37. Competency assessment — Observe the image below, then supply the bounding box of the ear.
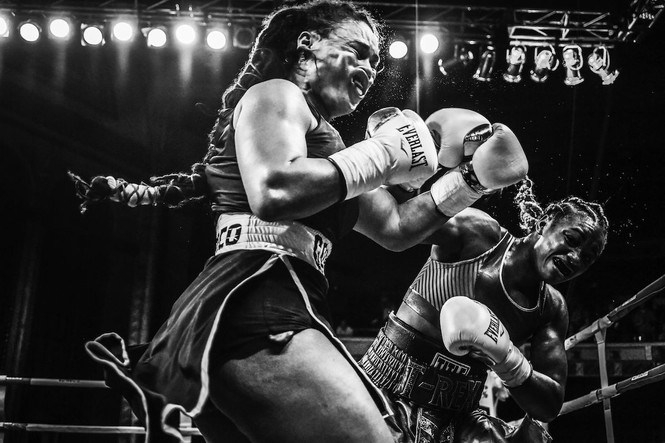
[535,217,548,234]
[296,31,318,56]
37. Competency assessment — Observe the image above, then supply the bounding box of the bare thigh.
[207,328,395,443]
[194,407,251,443]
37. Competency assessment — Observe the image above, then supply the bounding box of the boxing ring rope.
[557,273,665,443]
[0,376,202,438]
[0,375,106,389]
[0,422,202,436]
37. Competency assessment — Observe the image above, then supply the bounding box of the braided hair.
[514,177,609,252]
[70,0,382,213]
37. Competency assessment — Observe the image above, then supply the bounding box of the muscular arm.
[234,80,343,221]
[355,190,501,255]
[509,289,569,422]
[353,187,452,251]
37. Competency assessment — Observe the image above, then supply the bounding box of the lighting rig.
[1,0,662,86]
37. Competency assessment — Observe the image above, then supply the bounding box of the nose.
[567,249,582,267]
[359,64,376,86]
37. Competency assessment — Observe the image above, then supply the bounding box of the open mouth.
[351,71,370,97]
[552,256,573,277]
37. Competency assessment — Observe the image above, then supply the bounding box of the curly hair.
[71,1,382,213]
[514,176,609,251]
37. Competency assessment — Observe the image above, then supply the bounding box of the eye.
[349,43,383,73]
[564,231,581,247]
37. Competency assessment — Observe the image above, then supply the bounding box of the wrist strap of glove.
[491,344,533,388]
[429,170,482,217]
[460,162,496,195]
[328,139,390,200]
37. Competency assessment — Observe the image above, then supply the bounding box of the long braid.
[70,1,381,214]
[514,176,544,234]
[514,176,609,251]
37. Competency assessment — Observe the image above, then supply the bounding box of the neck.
[289,64,332,121]
[503,235,543,298]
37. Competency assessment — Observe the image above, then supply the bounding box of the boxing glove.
[329,107,438,200]
[429,122,528,217]
[425,108,493,169]
[440,296,532,388]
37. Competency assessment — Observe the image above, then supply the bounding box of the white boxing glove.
[425,108,493,169]
[328,107,438,200]
[429,122,528,217]
[440,296,532,388]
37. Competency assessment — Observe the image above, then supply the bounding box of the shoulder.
[542,284,569,326]
[448,208,502,234]
[235,79,313,128]
[242,79,307,106]
[430,208,504,261]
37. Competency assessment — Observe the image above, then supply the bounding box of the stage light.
[18,21,41,42]
[112,21,135,42]
[206,29,228,50]
[473,46,496,82]
[562,44,584,86]
[419,33,439,54]
[530,45,559,83]
[232,24,255,49]
[174,23,197,45]
[48,17,71,40]
[145,27,167,47]
[81,24,105,46]
[0,15,10,38]
[588,45,619,85]
[389,40,408,59]
[437,44,473,75]
[503,44,526,83]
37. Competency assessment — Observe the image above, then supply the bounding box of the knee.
[454,410,510,443]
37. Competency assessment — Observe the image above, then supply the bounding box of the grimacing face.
[532,213,605,285]
[302,19,380,118]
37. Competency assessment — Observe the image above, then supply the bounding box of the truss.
[2,0,663,46]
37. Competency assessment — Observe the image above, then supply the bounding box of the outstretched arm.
[354,120,527,252]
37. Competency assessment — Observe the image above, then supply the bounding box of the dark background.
[1,0,664,441]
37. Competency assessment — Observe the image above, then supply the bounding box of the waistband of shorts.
[360,315,485,413]
[384,312,445,363]
[214,213,332,274]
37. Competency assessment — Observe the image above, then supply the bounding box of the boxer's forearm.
[507,369,565,422]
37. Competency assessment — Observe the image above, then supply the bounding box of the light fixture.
[503,44,526,83]
[174,23,197,45]
[145,26,167,47]
[530,45,559,82]
[206,28,228,50]
[81,23,105,46]
[587,45,619,85]
[419,32,439,54]
[48,17,71,40]
[18,20,41,42]
[473,46,496,82]
[389,39,408,59]
[112,20,135,42]
[562,44,584,86]
[0,14,10,38]
[437,44,473,75]
[232,23,255,49]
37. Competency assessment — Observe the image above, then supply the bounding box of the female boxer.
[75,2,528,442]
[361,177,608,442]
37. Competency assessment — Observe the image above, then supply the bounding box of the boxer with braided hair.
[80,1,529,442]
[361,176,608,443]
